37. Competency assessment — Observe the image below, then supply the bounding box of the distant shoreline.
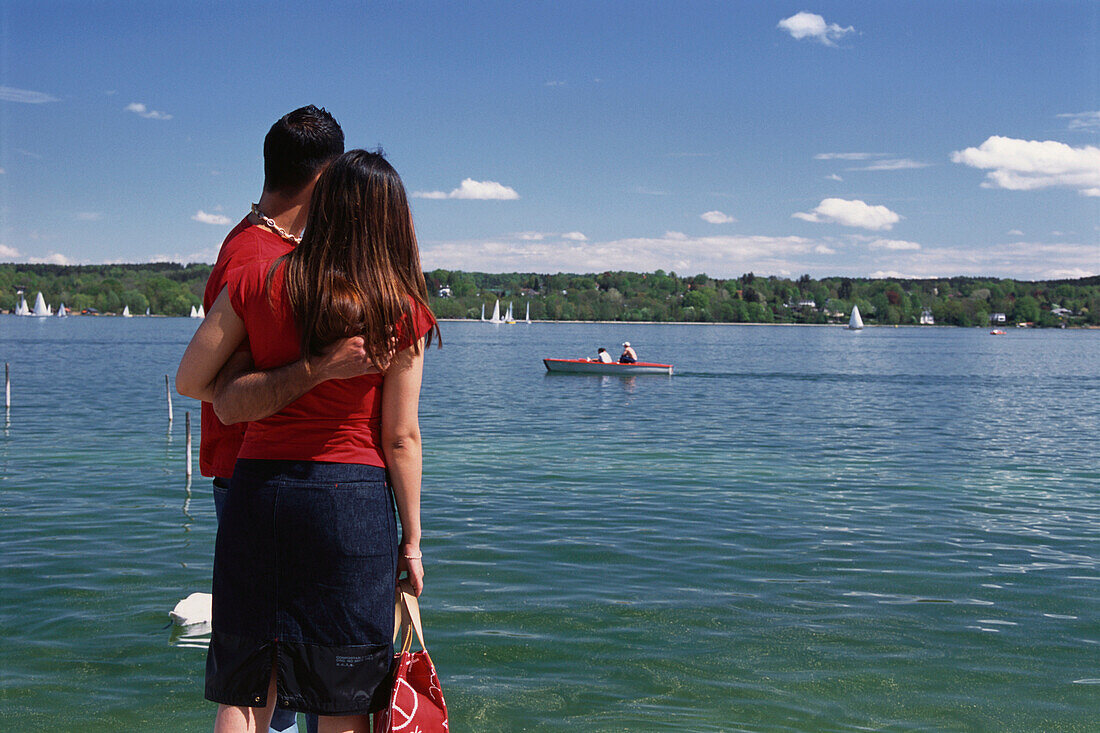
[437,319,1098,329]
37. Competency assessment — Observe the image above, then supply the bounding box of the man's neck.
[253,190,309,238]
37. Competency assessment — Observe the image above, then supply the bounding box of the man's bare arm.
[212,336,378,425]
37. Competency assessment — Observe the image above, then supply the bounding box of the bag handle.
[391,581,427,653]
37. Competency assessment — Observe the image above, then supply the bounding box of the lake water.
[1,316,1098,731]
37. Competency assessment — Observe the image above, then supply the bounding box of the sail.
[57,302,67,318]
[195,304,206,319]
[32,292,50,316]
[505,302,514,322]
[189,305,198,318]
[15,294,28,316]
[145,307,151,316]
[491,300,500,323]
[122,305,132,318]
[525,302,530,323]
[849,305,864,330]
[480,303,486,322]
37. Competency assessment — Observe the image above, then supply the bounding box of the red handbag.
[373,585,449,732]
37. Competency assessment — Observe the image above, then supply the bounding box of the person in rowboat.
[619,341,638,364]
[595,347,614,363]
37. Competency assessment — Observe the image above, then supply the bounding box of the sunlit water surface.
[1,317,1097,731]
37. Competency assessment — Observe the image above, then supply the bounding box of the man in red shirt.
[197,105,371,733]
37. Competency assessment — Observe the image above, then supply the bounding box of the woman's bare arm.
[381,338,426,596]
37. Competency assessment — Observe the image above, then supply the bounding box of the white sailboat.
[197,304,205,318]
[189,305,198,318]
[525,302,531,324]
[848,305,864,330]
[14,292,29,316]
[480,303,486,322]
[490,299,501,324]
[145,306,151,316]
[32,292,50,317]
[505,302,515,324]
[122,305,132,318]
[57,302,67,318]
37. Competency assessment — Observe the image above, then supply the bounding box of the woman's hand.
[398,543,424,597]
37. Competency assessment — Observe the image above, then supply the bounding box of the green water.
[1,317,1097,731]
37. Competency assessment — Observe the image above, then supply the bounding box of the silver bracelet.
[403,552,423,560]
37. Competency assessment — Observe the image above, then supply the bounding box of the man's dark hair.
[263,106,344,194]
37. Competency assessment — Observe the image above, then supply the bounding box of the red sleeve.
[413,299,437,341]
[395,298,437,351]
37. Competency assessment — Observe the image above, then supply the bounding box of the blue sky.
[1,1,1097,279]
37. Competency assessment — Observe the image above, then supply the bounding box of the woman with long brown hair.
[177,150,438,733]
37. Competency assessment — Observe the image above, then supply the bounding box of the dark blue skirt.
[205,459,397,716]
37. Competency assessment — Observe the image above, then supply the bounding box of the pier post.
[185,411,193,478]
[165,375,174,423]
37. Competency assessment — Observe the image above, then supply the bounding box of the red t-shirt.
[199,219,294,478]
[227,258,436,467]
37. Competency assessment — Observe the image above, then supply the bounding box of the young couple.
[177,106,439,733]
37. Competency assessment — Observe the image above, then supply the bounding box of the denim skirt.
[205,459,397,716]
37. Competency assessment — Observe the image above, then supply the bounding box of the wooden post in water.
[185,411,193,478]
[165,375,174,423]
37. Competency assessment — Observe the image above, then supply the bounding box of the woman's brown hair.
[274,149,438,367]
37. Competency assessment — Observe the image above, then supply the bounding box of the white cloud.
[950,136,1100,196]
[863,241,1098,280]
[192,210,232,226]
[815,152,880,161]
[149,247,221,265]
[1007,229,1024,236]
[28,252,72,265]
[561,231,588,241]
[75,212,103,221]
[515,232,546,241]
[125,102,172,120]
[849,158,930,171]
[814,244,837,254]
[0,86,59,104]
[700,210,736,224]
[420,231,821,277]
[778,12,854,46]
[1058,111,1100,131]
[868,238,921,251]
[544,80,566,87]
[826,173,843,182]
[413,178,519,200]
[792,198,902,231]
[0,244,20,258]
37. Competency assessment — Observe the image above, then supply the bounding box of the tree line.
[424,269,1099,327]
[3,262,1098,327]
